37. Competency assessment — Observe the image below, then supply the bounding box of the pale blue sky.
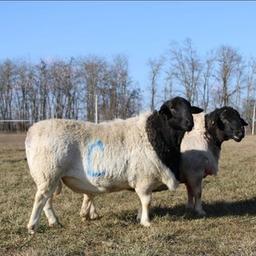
[1,1,256,98]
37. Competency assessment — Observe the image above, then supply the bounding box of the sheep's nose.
[236,131,244,138]
[233,130,244,141]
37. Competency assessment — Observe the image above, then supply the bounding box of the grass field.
[0,133,256,256]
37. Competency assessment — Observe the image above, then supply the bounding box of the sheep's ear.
[159,103,173,119]
[241,118,248,126]
[216,117,225,130]
[191,106,203,114]
[206,110,224,130]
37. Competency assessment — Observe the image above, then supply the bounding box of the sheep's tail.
[54,180,63,196]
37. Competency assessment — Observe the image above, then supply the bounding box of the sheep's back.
[181,113,207,152]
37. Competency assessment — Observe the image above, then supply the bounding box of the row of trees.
[0,39,255,132]
[0,55,142,131]
[148,39,256,132]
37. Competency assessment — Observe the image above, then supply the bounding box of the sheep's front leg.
[185,182,194,210]
[135,188,152,227]
[194,181,206,216]
[185,177,206,216]
[80,194,99,221]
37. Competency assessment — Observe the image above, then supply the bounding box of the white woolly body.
[180,112,219,176]
[25,113,178,195]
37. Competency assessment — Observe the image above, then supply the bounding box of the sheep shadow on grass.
[116,197,256,224]
[150,197,256,220]
[203,197,256,217]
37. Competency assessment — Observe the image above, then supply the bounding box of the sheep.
[179,106,248,215]
[79,106,248,220]
[25,96,203,234]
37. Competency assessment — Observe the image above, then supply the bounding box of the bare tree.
[48,58,80,119]
[80,56,107,121]
[243,58,256,132]
[215,46,242,106]
[163,70,174,102]
[168,38,202,105]
[148,57,164,111]
[15,61,35,122]
[36,60,50,120]
[110,55,137,119]
[27,67,39,123]
[233,60,246,111]
[0,59,16,130]
[200,53,215,112]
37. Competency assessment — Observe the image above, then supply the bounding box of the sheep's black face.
[159,97,203,132]
[218,107,248,142]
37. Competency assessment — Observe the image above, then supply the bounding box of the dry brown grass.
[0,134,256,255]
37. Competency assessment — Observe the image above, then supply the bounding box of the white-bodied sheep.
[25,96,203,234]
[180,107,248,215]
[79,107,248,219]
[179,112,219,215]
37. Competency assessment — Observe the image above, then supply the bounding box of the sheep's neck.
[205,133,221,162]
[205,114,224,149]
[145,111,185,181]
[205,114,222,161]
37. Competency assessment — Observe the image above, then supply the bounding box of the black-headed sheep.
[180,106,248,215]
[25,96,203,234]
[79,107,248,220]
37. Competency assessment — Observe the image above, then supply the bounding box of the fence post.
[95,94,98,124]
[252,99,256,135]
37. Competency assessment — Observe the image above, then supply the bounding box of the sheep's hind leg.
[80,194,99,221]
[27,181,59,235]
[136,207,142,221]
[135,188,152,227]
[43,196,62,228]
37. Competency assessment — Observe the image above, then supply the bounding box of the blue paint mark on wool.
[87,139,106,177]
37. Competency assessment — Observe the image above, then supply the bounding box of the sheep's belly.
[62,176,130,194]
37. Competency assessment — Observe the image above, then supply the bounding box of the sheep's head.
[159,97,203,132]
[206,107,248,144]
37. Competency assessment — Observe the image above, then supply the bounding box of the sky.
[1,1,256,104]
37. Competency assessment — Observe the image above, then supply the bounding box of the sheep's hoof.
[196,209,206,217]
[81,216,89,222]
[81,212,99,221]
[80,211,90,220]
[141,221,151,227]
[90,212,99,220]
[28,229,35,235]
[27,225,36,235]
[185,204,194,210]
[49,221,63,228]
[137,209,142,221]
